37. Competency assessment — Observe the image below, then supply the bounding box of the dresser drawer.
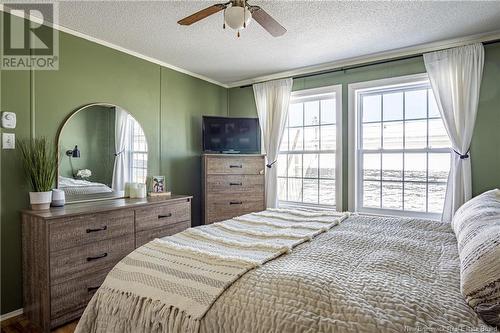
[50,269,108,321]
[206,174,264,194]
[135,200,190,232]
[136,220,191,247]
[49,210,134,252]
[206,194,264,224]
[50,234,134,285]
[206,156,265,175]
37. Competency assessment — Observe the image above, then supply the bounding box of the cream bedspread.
[79,213,494,332]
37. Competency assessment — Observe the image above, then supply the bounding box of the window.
[127,115,148,184]
[349,74,450,219]
[278,85,342,209]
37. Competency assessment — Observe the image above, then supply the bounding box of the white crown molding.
[0,308,23,321]
[0,6,229,88]
[227,30,500,88]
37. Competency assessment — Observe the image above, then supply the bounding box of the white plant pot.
[29,191,53,210]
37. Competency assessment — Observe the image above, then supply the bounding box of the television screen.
[202,116,261,153]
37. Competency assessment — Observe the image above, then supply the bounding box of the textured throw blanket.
[76,209,349,333]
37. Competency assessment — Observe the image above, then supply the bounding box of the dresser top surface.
[202,153,265,157]
[22,194,192,219]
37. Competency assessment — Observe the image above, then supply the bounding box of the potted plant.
[18,137,57,210]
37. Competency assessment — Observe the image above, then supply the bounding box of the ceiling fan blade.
[178,4,227,26]
[249,6,286,37]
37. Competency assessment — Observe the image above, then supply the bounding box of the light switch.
[2,133,15,149]
[1,112,16,129]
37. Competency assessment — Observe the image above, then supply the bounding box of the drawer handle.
[229,164,242,168]
[158,213,173,219]
[230,201,243,205]
[229,182,242,186]
[87,253,108,261]
[86,226,107,233]
[87,286,100,292]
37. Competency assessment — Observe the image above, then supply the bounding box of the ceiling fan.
[177,0,286,38]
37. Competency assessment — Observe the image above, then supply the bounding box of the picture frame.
[151,176,165,193]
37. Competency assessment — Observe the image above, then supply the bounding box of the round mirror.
[57,103,148,202]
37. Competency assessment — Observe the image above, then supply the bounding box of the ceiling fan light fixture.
[224,5,252,30]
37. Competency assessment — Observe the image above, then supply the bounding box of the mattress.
[78,213,493,332]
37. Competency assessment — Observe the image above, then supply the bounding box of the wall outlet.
[1,112,16,129]
[2,133,15,149]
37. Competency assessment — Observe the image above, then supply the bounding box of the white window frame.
[348,73,448,220]
[127,115,148,184]
[278,84,343,211]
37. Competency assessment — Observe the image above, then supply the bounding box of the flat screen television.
[202,116,261,154]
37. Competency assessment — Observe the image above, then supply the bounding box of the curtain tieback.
[114,148,125,157]
[453,148,470,160]
[266,160,277,168]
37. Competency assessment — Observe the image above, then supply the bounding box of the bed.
[58,176,114,196]
[76,205,497,333]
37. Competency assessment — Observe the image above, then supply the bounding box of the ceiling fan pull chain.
[243,0,246,28]
[237,30,240,38]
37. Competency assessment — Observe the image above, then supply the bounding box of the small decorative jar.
[51,189,65,207]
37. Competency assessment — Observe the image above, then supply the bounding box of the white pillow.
[452,189,500,327]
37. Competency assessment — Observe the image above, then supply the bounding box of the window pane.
[429,118,450,148]
[303,154,319,178]
[405,119,427,149]
[383,92,403,121]
[382,181,403,210]
[363,153,380,180]
[289,103,303,127]
[405,89,427,120]
[278,178,287,201]
[428,89,440,118]
[362,94,381,122]
[428,183,446,214]
[280,129,289,151]
[288,178,302,202]
[319,179,335,205]
[382,153,403,181]
[428,153,450,183]
[404,183,426,211]
[303,179,319,204]
[404,153,427,182]
[287,154,302,178]
[319,153,335,179]
[304,101,320,126]
[304,126,320,151]
[362,123,381,150]
[320,125,336,150]
[289,128,303,151]
[383,121,403,149]
[321,99,335,124]
[277,154,287,177]
[363,181,380,208]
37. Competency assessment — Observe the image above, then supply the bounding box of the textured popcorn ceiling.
[28,1,500,85]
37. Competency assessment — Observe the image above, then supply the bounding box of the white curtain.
[253,78,293,208]
[423,43,484,221]
[112,108,130,193]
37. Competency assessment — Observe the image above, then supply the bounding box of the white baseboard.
[0,308,23,321]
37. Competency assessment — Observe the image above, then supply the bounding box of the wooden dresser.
[202,154,265,224]
[21,195,192,332]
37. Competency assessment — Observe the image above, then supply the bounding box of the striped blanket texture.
[76,208,350,333]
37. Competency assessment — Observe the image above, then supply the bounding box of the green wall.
[0,15,227,314]
[228,42,500,209]
[59,105,115,185]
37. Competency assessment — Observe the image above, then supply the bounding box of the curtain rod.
[239,39,500,89]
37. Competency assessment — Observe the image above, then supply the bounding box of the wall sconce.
[66,145,80,158]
